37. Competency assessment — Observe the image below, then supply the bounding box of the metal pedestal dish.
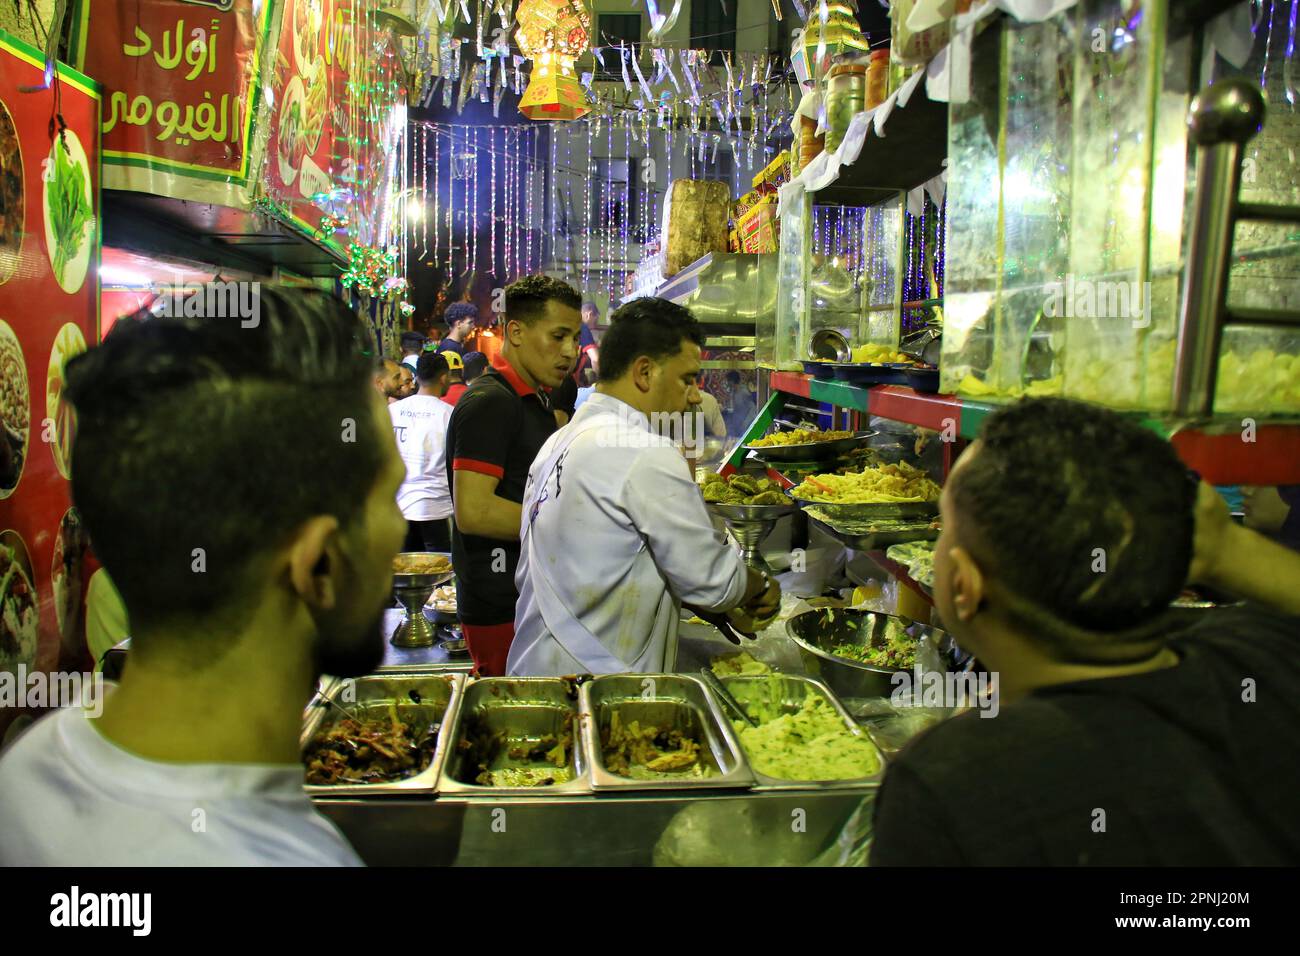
[707,501,795,573]
[391,552,454,648]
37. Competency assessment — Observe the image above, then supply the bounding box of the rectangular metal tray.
[580,675,754,792]
[806,511,940,551]
[718,674,886,791]
[301,672,464,799]
[439,677,590,796]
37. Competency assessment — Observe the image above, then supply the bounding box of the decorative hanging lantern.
[794,2,870,87]
[515,0,592,120]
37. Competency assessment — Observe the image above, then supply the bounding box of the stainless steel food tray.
[786,608,944,700]
[301,671,464,799]
[717,674,885,791]
[580,675,754,792]
[806,511,940,551]
[741,430,876,462]
[790,496,939,520]
[439,677,590,796]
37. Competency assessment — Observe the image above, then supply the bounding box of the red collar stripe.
[490,354,536,397]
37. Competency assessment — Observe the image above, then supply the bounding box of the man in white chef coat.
[507,297,781,676]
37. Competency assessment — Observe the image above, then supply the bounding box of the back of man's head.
[417,350,449,387]
[65,287,386,640]
[599,297,703,381]
[462,351,488,382]
[949,397,1197,651]
[400,331,425,354]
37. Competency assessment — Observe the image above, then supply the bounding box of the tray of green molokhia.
[716,673,885,791]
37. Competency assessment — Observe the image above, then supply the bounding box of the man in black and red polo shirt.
[445,275,583,674]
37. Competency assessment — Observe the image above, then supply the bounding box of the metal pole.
[1172,78,1265,417]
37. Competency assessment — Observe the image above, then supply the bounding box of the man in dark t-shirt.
[445,276,582,674]
[869,398,1300,866]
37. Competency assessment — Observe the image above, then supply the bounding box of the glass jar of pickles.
[867,48,890,109]
[825,63,867,153]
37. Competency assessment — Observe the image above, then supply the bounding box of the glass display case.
[775,193,905,370]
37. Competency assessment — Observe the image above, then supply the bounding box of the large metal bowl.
[742,430,877,463]
[392,551,454,589]
[706,500,796,521]
[786,608,947,700]
[789,496,939,521]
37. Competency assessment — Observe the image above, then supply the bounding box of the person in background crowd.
[396,364,416,400]
[574,301,601,382]
[1241,485,1300,551]
[509,298,780,676]
[438,350,466,406]
[399,331,425,373]
[0,288,404,865]
[390,352,454,553]
[722,370,757,436]
[437,303,478,357]
[463,350,488,385]
[373,357,404,403]
[426,323,446,351]
[573,367,597,413]
[869,397,1300,866]
[694,374,727,440]
[445,275,582,675]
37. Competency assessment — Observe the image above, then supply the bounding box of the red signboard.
[69,0,273,206]
[0,32,101,738]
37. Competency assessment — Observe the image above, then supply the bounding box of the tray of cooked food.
[698,471,794,519]
[806,512,940,552]
[424,582,458,621]
[786,608,946,700]
[884,540,937,590]
[741,427,876,462]
[301,671,464,798]
[789,461,941,519]
[718,674,885,790]
[439,677,590,795]
[580,675,754,792]
[392,551,454,584]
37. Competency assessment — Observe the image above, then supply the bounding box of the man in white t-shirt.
[508,297,781,676]
[0,287,407,866]
[390,351,454,553]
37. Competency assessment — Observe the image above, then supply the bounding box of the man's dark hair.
[599,297,704,381]
[416,350,449,386]
[463,351,488,382]
[64,287,386,639]
[949,397,1197,652]
[503,274,581,325]
[443,302,478,328]
[582,301,599,314]
[400,331,425,352]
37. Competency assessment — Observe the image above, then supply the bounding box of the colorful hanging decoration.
[400,301,416,318]
[316,213,349,241]
[341,243,401,298]
[515,0,592,120]
[794,2,869,86]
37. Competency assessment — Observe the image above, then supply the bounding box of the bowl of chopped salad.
[786,607,947,700]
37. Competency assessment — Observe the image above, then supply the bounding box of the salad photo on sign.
[46,322,86,480]
[41,130,95,295]
[0,319,29,497]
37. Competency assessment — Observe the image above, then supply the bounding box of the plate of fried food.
[789,461,942,519]
[698,471,794,520]
[392,552,454,586]
[741,427,876,462]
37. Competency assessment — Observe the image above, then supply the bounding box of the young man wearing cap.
[445,276,583,675]
[399,331,426,374]
[390,352,454,553]
[439,350,466,406]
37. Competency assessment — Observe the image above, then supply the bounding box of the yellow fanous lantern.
[516,0,592,120]
[794,2,870,85]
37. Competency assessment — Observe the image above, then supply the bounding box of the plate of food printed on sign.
[0,98,25,286]
[51,507,88,647]
[0,530,38,676]
[46,322,85,480]
[0,319,29,497]
[42,128,94,295]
